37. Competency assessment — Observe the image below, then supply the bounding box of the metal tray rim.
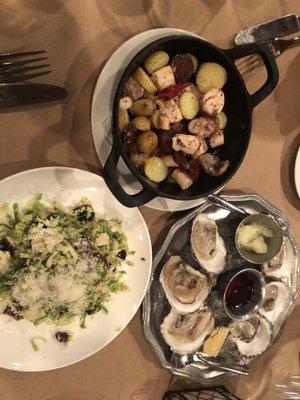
[142,193,300,383]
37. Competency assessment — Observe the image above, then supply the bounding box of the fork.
[236,36,300,76]
[0,50,51,83]
[273,375,300,399]
[266,36,300,57]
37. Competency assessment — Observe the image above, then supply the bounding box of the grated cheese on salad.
[0,194,132,327]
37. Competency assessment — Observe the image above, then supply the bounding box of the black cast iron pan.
[103,35,279,207]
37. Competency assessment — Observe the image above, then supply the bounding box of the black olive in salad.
[73,204,95,222]
[55,331,70,343]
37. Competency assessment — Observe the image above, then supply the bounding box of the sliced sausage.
[199,88,225,116]
[151,66,175,90]
[158,115,170,130]
[173,151,190,171]
[158,130,175,154]
[125,76,144,100]
[170,121,186,133]
[209,130,224,148]
[187,159,201,181]
[173,151,201,181]
[172,134,200,155]
[156,99,183,123]
[170,54,194,83]
[192,139,208,159]
[119,96,133,110]
[162,154,178,167]
[171,169,193,190]
[188,116,219,138]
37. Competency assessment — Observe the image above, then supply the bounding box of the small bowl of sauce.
[224,268,266,320]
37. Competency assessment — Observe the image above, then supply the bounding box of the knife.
[235,13,300,45]
[0,83,68,108]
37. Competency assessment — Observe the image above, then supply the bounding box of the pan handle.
[102,142,156,208]
[224,41,279,108]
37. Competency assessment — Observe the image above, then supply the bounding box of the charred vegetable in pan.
[119,51,229,190]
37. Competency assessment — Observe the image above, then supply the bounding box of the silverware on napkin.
[0,83,68,108]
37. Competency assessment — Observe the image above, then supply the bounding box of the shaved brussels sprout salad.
[0,194,133,328]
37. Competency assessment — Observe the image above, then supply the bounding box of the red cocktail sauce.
[225,273,255,312]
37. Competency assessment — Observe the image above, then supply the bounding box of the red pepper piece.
[156,82,192,100]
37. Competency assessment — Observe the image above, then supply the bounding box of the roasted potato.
[130,99,155,116]
[144,51,170,74]
[183,83,201,99]
[133,67,157,94]
[150,109,161,129]
[136,131,158,154]
[144,157,168,183]
[132,116,151,131]
[179,91,199,120]
[142,90,155,100]
[217,111,227,129]
[196,62,227,93]
[118,109,130,131]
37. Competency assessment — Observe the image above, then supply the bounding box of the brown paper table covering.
[0,1,299,399]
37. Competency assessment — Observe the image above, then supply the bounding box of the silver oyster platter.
[143,193,300,384]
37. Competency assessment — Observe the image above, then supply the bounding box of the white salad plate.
[295,145,300,199]
[0,167,152,371]
[91,27,211,212]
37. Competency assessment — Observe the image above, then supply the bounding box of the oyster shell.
[229,315,272,357]
[160,256,211,313]
[259,281,292,335]
[191,214,226,274]
[160,308,214,354]
[262,239,294,280]
[229,318,259,343]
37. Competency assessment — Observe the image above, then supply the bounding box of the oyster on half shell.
[160,308,215,355]
[259,281,292,335]
[160,256,211,313]
[262,239,294,280]
[229,315,272,357]
[191,214,226,274]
